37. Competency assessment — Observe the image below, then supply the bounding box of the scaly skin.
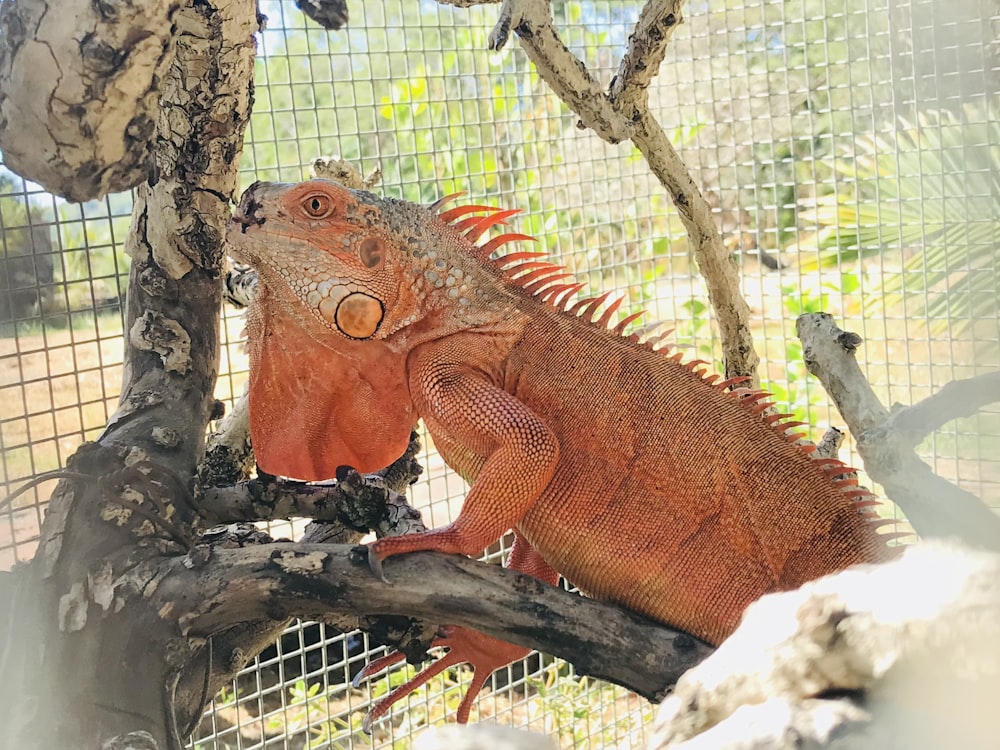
[226,179,894,725]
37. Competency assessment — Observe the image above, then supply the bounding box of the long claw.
[368,544,390,583]
[352,649,407,688]
[356,625,531,732]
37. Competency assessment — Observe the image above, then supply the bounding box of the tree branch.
[199,474,427,537]
[293,0,349,30]
[796,313,1000,550]
[0,0,183,201]
[648,541,1000,749]
[886,371,1000,450]
[608,0,684,102]
[149,543,713,703]
[449,0,759,381]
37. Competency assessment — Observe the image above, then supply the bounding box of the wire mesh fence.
[1,0,997,747]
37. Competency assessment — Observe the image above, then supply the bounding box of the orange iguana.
[226,178,895,728]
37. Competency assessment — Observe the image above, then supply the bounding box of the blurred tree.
[0,174,54,321]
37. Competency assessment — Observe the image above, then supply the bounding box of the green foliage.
[264,680,368,750]
[0,175,55,321]
[526,662,654,746]
[801,98,999,329]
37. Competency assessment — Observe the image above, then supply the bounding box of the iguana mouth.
[230,181,269,234]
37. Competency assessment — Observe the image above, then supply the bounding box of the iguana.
[226,178,896,728]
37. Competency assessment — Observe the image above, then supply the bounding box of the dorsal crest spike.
[537,283,577,304]
[453,214,498,233]
[438,203,503,224]
[522,273,574,295]
[506,260,556,277]
[633,321,671,340]
[596,297,625,328]
[555,283,587,310]
[428,191,466,212]
[763,412,794,424]
[464,208,521,242]
[477,233,536,258]
[734,390,772,405]
[613,310,645,335]
[495,251,547,268]
[576,291,614,320]
[718,376,752,390]
[507,265,567,286]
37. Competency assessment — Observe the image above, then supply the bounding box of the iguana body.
[227,179,893,725]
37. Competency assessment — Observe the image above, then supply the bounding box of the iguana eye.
[302,193,333,218]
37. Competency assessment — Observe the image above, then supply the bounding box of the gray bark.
[0,0,182,202]
[796,313,1000,550]
[0,1,258,746]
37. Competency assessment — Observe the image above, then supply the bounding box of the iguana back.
[498,300,889,642]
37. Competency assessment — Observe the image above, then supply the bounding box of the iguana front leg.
[369,350,560,571]
[358,533,560,730]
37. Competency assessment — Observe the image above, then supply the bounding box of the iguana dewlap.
[226,178,894,727]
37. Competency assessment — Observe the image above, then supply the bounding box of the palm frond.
[797,98,1000,331]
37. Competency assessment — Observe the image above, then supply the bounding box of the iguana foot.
[354,624,530,733]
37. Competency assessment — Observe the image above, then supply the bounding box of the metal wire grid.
[0,0,997,747]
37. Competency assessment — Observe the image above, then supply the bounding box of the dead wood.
[646,541,1000,749]
[147,542,713,704]
[797,313,1000,550]
[0,0,182,201]
[441,0,760,382]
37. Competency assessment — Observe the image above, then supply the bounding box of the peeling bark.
[148,543,712,704]
[0,1,258,747]
[0,0,182,201]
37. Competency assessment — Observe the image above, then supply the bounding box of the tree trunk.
[0,1,259,746]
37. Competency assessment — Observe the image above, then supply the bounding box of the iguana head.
[225,179,529,480]
[227,179,522,344]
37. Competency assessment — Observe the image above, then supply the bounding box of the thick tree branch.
[796,313,1000,550]
[2,3,261,748]
[648,541,1000,749]
[0,0,182,201]
[148,543,713,703]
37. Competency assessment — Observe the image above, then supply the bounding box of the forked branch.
[441,0,759,381]
[797,312,1000,551]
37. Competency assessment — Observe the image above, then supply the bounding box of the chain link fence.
[1,0,997,747]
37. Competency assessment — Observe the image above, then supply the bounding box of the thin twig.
[446,0,760,381]
[0,470,93,512]
[609,0,685,103]
[814,427,844,460]
[887,371,1000,449]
